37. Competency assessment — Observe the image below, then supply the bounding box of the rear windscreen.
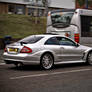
[51,12,74,25]
[18,36,44,44]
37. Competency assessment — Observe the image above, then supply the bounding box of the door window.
[45,36,77,46]
[45,37,59,45]
[57,37,76,46]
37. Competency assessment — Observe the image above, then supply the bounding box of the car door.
[44,37,63,62]
[57,37,84,61]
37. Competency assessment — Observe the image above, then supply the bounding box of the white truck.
[47,9,92,44]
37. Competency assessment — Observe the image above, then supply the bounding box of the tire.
[40,53,54,70]
[87,51,92,65]
[14,62,24,68]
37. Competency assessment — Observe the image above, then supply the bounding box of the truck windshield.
[51,12,74,28]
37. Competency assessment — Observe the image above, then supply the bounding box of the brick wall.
[0,3,8,14]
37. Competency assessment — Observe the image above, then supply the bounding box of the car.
[3,34,92,70]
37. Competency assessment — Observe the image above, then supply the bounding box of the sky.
[0,0,75,9]
[49,0,75,9]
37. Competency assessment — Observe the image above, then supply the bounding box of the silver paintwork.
[3,34,92,66]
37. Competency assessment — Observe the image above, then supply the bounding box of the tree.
[77,0,85,7]
[42,0,51,16]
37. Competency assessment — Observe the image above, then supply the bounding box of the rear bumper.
[3,52,41,65]
[4,59,40,65]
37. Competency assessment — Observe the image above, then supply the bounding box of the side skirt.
[54,60,85,65]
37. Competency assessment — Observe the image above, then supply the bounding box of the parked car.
[3,34,92,70]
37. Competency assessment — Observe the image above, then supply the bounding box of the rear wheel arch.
[86,50,92,64]
[40,52,54,70]
[40,51,54,61]
[87,50,92,58]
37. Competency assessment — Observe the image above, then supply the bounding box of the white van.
[47,9,92,44]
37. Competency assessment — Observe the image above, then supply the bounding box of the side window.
[45,37,59,45]
[58,37,76,46]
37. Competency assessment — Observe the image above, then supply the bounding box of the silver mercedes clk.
[3,34,92,70]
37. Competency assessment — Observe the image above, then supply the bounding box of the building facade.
[0,0,46,16]
[0,0,76,16]
[1,0,92,16]
[0,0,28,15]
[76,0,92,9]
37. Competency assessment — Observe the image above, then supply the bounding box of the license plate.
[9,48,18,52]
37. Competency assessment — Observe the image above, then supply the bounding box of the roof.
[0,0,29,5]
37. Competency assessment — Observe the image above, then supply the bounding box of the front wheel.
[40,53,54,70]
[87,51,92,65]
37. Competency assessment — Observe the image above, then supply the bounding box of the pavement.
[0,44,92,92]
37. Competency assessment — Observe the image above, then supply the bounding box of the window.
[18,35,44,44]
[37,0,43,6]
[81,15,92,37]
[16,5,25,14]
[8,4,25,15]
[58,37,76,46]
[51,12,74,28]
[8,4,15,14]
[45,37,59,45]
[45,36,76,46]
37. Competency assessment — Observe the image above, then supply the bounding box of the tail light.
[4,48,7,52]
[74,33,79,43]
[20,46,32,53]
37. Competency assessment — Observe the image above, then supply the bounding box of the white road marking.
[10,68,91,80]
[0,63,5,65]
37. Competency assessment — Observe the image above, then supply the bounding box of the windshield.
[51,12,74,27]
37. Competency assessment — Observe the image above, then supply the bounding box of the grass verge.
[0,14,46,38]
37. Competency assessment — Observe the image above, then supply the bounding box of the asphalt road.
[0,63,92,92]
[0,44,92,92]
